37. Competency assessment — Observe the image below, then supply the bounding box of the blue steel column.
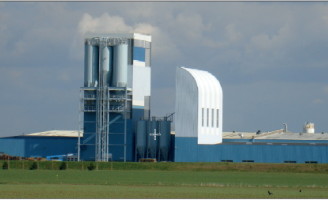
[124,87,127,162]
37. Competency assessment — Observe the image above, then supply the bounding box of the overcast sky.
[0,2,328,137]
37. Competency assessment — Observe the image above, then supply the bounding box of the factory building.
[79,33,152,162]
[174,66,328,163]
[0,130,80,158]
[175,129,328,163]
[1,33,327,164]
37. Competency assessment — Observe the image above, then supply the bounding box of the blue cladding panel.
[175,137,328,163]
[175,137,198,162]
[0,137,78,158]
[0,138,25,157]
[169,134,175,162]
[133,47,145,62]
[82,111,135,161]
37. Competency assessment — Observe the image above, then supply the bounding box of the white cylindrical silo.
[112,44,128,87]
[100,45,113,86]
[84,41,93,87]
[92,45,99,87]
[303,122,315,133]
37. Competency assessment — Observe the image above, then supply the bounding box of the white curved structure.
[175,67,223,144]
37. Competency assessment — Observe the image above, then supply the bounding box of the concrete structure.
[79,33,151,162]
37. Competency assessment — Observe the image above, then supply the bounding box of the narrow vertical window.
[202,108,204,127]
[207,108,209,127]
[212,109,214,127]
[217,109,219,128]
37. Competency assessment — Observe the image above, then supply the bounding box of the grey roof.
[223,129,328,140]
[22,130,83,137]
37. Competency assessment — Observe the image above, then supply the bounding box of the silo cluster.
[84,38,128,88]
[135,117,172,162]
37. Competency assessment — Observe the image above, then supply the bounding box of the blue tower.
[78,33,151,161]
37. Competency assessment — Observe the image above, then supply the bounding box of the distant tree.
[59,162,66,170]
[2,162,8,170]
[87,163,95,171]
[30,162,38,170]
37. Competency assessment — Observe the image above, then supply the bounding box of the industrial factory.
[0,32,327,163]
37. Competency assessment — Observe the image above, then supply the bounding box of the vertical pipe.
[92,45,99,87]
[124,87,127,162]
[107,88,109,162]
[78,89,81,161]
[158,122,160,162]
[87,42,93,87]
[95,88,99,161]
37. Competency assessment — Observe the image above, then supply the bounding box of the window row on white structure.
[202,108,220,128]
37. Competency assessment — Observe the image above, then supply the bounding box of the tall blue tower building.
[78,33,151,162]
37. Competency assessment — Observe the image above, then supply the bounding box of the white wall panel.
[132,66,151,107]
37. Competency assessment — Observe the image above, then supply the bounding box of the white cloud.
[70,13,134,60]
[78,13,133,35]
[70,12,181,62]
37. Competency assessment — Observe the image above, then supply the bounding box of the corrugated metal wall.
[82,112,135,161]
[175,67,199,138]
[175,137,328,163]
[175,67,223,144]
[0,136,78,158]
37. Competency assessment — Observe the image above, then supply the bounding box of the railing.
[84,94,96,99]
[140,116,172,122]
[84,106,96,112]
[83,105,125,112]
[82,95,131,101]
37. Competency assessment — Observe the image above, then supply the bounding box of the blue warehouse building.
[0,130,80,158]
[174,66,328,164]
[175,130,328,163]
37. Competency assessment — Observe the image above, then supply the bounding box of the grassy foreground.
[2,160,328,173]
[0,184,327,199]
[0,169,328,198]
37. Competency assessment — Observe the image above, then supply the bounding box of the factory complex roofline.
[223,130,328,141]
[17,130,84,138]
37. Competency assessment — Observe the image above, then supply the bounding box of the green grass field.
[1,161,328,198]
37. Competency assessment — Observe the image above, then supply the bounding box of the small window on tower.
[202,108,204,127]
[217,109,219,128]
[212,109,214,127]
[207,108,209,127]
